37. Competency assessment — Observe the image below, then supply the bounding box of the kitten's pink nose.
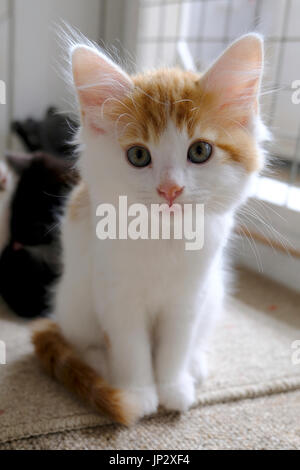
[157,182,184,206]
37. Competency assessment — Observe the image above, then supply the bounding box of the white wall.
[0,0,133,153]
[12,0,103,120]
[0,0,10,155]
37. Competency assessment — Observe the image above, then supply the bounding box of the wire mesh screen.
[136,0,300,212]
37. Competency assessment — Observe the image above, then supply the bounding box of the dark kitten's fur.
[0,152,78,318]
[12,107,78,157]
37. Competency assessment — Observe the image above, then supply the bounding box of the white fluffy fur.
[54,34,266,418]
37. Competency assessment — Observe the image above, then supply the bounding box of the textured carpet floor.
[0,268,300,449]
[1,390,300,450]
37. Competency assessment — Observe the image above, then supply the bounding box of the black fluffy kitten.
[0,152,78,318]
[12,107,78,157]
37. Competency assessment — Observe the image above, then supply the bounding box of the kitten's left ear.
[72,46,133,132]
[200,34,263,123]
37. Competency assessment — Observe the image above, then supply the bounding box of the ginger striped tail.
[31,319,139,426]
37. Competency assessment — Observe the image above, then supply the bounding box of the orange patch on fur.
[104,68,261,172]
[216,137,261,172]
[103,332,111,349]
[68,181,90,220]
[31,319,139,426]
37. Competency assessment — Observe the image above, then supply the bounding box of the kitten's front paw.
[190,353,208,384]
[127,385,159,419]
[158,374,196,412]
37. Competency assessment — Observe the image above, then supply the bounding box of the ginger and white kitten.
[33,34,267,424]
[0,161,15,255]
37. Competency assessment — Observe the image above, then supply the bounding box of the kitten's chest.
[92,215,227,308]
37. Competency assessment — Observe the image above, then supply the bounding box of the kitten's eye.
[127,146,151,168]
[188,141,212,164]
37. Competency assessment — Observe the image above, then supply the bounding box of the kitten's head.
[72,34,267,213]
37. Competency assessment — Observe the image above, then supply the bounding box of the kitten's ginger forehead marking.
[107,68,261,173]
[109,68,203,143]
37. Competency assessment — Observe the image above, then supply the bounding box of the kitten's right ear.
[72,46,133,132]
[199,34,263,126]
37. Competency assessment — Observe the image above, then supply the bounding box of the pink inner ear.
[201,35,263,116]
[218,76,260,110]
[72,46,133,110]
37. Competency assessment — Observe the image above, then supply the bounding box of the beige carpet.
[1,390,300,450]
[0,268,300,449]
